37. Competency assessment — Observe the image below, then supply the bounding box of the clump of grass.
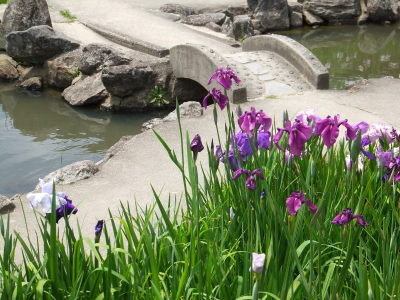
[0,71,400,298]
[60,10,77,22]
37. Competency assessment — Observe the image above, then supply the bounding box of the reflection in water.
[0,84,166,196]
[279,24,400,89]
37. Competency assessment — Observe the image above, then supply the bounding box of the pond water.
[0,84,165,196]
[279,24,400,89]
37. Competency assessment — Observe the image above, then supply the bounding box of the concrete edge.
[82,21,170,58]
[242,34,329,89]
[170,44,247,103]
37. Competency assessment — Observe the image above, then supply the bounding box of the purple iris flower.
[190,134,204,153]
[203,88,229,110]
[208,67,240,90]
[295,109,321,127]
[315,115,356,147]
[332,208,368,226]
[234,132,253,158]
[55,196,78,223]
[257,131,271,150]
[360,136,375,160]
[273,120,312,156]
[366,123,394,143]
[286,191,317,216]
[95,220,104,236]
[227,150,240,171]
[232,168,264,190]
[238,107,272,136]
[383,156,400,183]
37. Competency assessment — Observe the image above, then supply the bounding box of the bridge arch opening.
[170,78,209,104]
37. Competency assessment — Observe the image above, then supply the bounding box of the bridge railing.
[242,35,329,90]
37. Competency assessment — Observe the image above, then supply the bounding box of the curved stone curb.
[170,44,247,103]
[242,34,329,89]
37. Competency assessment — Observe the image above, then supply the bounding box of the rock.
[367,0,399,22]
[0,194,15,215]
[303,0,361,23]
[0,54,19,81]
[222,17,233,34]
[141,118,164,131]
[230,15,254,41]
[253,0,290,31]
[159,3,197,16]
[290,11,304,27]
[0,0,52,49]
[45,48,82,89]
[79,43,131,75]
[101,64,154,98]
[303,10,325,25]
[206,22,222,32]
[164,101,203,122]
[18,76,42,91]
[6,25,80,65]
[182,13,226,26]
[224,6,249,18]
[62,73,108,106]
[288,2,303,13]
[38,160,99,186]
[247,0,259,11]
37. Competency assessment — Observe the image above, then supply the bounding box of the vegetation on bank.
[1,67,400,299]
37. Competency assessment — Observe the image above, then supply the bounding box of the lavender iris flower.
[227,150,239,171]
[257,131,271,150]
[202,88,229,110]
[251,252,265,274]
[190,134,204,153]
[208,67,240,90]
[233,168,264,190]
[295,109,321,127]
[366,123,395,143]
[315,115,356,147]
[332,208,368,226]
[273,120,312,156]
[383,156,400,183]
[234,132,253,158]
[286,191,317,216]
[55,195,78,223]
[360,136,375,160]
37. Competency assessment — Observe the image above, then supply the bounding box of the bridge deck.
[224,51,313,100]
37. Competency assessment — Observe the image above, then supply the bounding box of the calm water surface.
[280,24,400,89]
[0,84,165,196]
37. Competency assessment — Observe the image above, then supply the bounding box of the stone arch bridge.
[170,34,329,103]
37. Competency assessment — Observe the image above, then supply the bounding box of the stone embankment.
[0,0,203,111]
[161,0,400,41]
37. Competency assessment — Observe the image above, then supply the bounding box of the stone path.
[224,51,312,99]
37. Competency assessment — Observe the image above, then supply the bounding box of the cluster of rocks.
[0,0,202,111]
[160,1,399,41]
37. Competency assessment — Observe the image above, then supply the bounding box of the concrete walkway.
[8,78,400,239]
[47,0,244,55]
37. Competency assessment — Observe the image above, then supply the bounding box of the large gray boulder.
[182,13,226,26]
[230,15,254,41]
[0,0,52,49]
[79,44,131,75]
[37,160,99,186]
[0,54,19,81]
[367,0,399,22]
[62,73,108,106]
[290,11,304,27]
[303,0,361,23]
[253,0,290,31]
[6,25,80,65]
[0,194,15,215]
[45,48,82,89]
[101,64,154,98]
